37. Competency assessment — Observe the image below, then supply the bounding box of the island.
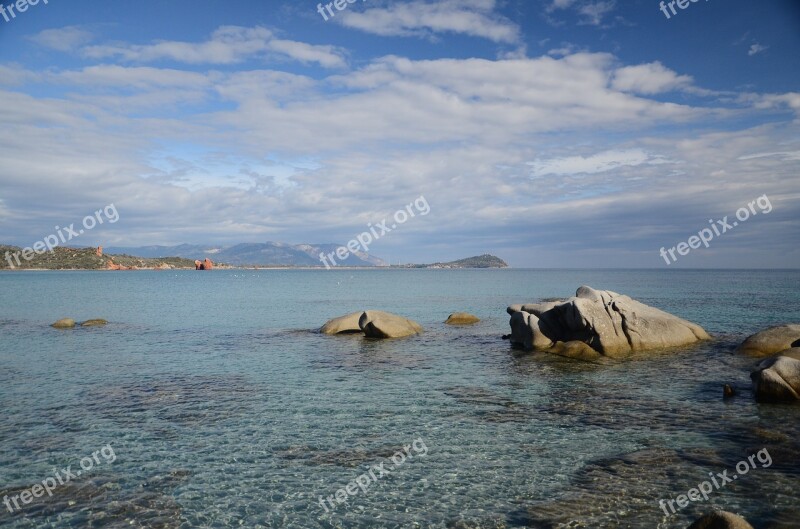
[392,254,508,269]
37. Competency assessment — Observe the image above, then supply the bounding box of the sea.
[1,269,799,528]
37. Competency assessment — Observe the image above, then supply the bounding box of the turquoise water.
[1,269,799,528]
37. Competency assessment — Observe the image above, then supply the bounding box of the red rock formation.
[96,246,103,257]
[195,260,202,270]
[106,259,130,271]
[203,258,214,270]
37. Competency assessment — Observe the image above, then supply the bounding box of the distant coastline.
[0,245,508,271]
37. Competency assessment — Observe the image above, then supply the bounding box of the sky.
[0,0,798,268]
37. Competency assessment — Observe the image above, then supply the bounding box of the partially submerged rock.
[81,318,108,327]
[686,511,754,529]
[321,311,422,339]
[445,312,480,325]
[359,310,423,339]
[320,312,363,335]
[737,324,800,357]
[508,286,710,358]
[751,352,800,402]
[51,318,76,329]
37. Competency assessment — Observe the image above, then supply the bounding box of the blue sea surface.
[1,269,799,528]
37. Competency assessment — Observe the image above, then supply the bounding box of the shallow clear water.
[1,269,798,528]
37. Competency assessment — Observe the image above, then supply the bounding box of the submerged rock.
[687,511,754,529]
[751,353,800,402]
[359,310,422,338]
[51,318,76,329]
[507,286,710,358]
[737,324,800,357]
[445,312,480,325]
[81,318,108,327]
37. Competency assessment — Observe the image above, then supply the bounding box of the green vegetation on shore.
[0,246,197,270]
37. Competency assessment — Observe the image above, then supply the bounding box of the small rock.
[723,384,736,399]
[686,511,754,529]
[445,312,480,325]
[81,319,108,327]
[51,318,76,329]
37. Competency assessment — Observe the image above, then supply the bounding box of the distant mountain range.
[104,242,388,267]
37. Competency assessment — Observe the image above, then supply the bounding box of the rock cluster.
[51,318,108,328]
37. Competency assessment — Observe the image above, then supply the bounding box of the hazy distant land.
[0,244,507,270]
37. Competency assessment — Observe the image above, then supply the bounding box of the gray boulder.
[508,286,710,358]
[687,511,753,529]
[320,312,363,335]
[737,324,800,357]
[359,311,423,339]
[751,351,800,402]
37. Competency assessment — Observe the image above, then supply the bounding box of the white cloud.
[612,62,693,95]
[29,26,94,51]
[528,149,666,177]
[1,50,798,266]
[547,0,617,26]
[338,0,520,43]
[748,43,769,56]
[82,26,347,68]
[577,1,616,26]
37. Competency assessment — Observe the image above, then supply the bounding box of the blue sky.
[1,0,798,267]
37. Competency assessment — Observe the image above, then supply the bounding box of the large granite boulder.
[359,310,423,339]
[751,349,800,402]
[508,286,710,358]
[686,511,753,529]
[320,312,363,335]
[737,324,800,357]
